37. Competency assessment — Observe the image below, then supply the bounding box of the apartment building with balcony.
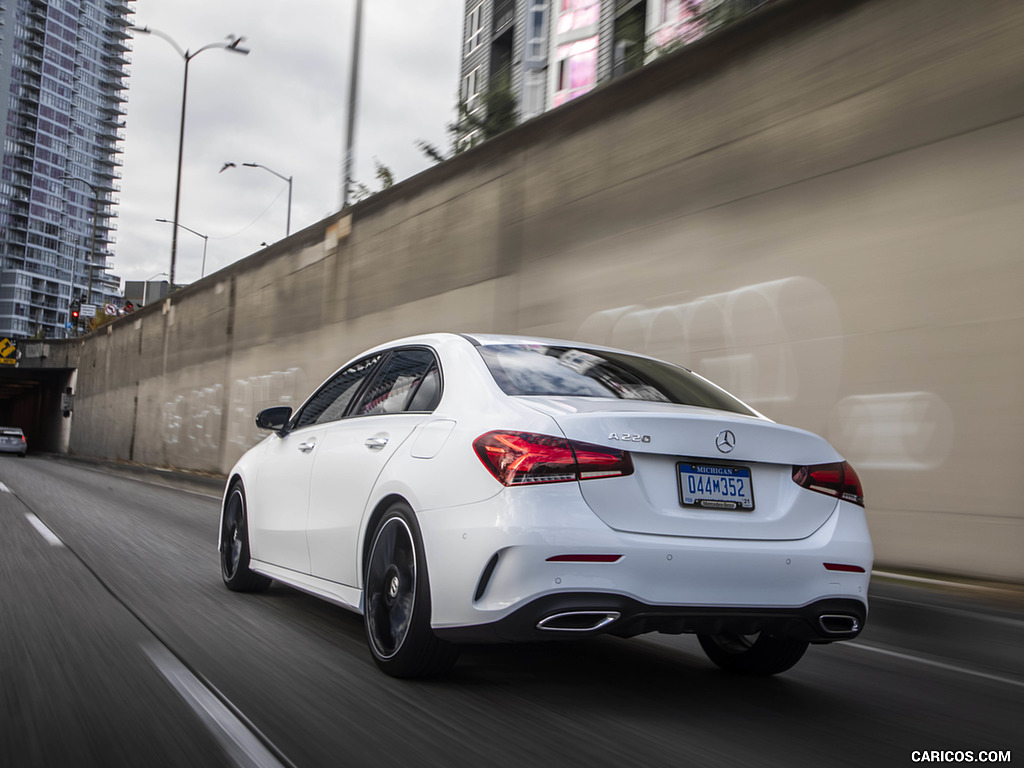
[0,0,132,339]
[457,0,771,148]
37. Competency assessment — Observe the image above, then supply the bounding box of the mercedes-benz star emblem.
[715,429,736,453]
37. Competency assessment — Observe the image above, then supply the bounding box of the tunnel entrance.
[0,366,76,454]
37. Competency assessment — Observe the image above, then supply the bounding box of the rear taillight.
[792,461,864,507]
[474,431,634,487]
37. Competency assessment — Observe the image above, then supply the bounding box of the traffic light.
[122,301,134,314]
[70,299,80,322]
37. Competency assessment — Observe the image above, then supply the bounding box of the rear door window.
[293,354,382,428]
[352,348,441,416]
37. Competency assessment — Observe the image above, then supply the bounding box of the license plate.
[678,463,754,510]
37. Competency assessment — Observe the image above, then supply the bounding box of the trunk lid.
[522,397,842,540]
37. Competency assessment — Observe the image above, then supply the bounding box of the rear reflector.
[546,554,623,563]
[824,562,866,573]
[792,461,865,507]
[474,431,634,487]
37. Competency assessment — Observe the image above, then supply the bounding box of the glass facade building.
[0,0,132,339]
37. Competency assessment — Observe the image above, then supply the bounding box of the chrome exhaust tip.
[537,611,621,632]
[819,614,860,634]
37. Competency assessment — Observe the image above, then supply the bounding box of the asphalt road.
[1,455,1021,768]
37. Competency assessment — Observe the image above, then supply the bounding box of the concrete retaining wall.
[38,0,1024,580]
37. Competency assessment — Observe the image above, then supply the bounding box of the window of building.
[525,2,548,62]
[461,67,481,110]
[553,35,598,107]
[648,0,705,50]
[465,3,484,55]
[557,0,599,33]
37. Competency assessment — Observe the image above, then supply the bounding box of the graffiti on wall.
[577,277,954,471]
[160,367,309,459]
[227,367,309,449]
[161,385,223,452]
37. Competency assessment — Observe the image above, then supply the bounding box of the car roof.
[461,333,669,360]
[356,332,666,364]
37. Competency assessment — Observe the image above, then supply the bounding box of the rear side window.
[352,348,441,416]
[476,344,755,416]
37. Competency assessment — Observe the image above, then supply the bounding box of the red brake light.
[792,461,864,507]
[474,431,634,487]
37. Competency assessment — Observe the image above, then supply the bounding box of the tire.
[220,483,272,593]
[698,632,809,676]
[363,502,458,678]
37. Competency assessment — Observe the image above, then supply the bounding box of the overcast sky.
[117,1,464,286]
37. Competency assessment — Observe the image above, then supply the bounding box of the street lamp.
[63,175,100,308]
[220,161,293,236]
[155,218,209,279]
[132,26,249,289]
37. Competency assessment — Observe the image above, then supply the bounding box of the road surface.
[1,455,1020,767]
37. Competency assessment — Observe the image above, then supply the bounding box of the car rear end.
[426,338,872,648]
[0,427,26,457]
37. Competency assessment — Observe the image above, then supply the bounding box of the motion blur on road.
[1,455,1021,767]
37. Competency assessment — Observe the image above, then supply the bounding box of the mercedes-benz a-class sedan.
[220,333,872,678]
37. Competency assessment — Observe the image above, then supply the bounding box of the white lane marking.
[0,481,12,493]
[844,642,1024,689]
[25,513,64,547]
[142,643,286,768]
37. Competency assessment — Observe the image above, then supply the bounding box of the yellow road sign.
[0,337,16,366]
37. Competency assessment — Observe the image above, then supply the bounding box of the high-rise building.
[0,0,132,339]
[457,0,770,148]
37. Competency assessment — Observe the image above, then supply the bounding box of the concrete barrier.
[32,0,1024,581]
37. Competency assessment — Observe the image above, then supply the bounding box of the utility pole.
[341,0,363,209]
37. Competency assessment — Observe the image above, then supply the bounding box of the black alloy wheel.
[220,484,271,592]
[364,502,458,678]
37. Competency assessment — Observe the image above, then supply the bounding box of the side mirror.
[255,406,292,433]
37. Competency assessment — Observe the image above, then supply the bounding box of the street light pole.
[133,26,249,289]
[221,162,293,237]
[244,163,293,236]
[155,218,209,279]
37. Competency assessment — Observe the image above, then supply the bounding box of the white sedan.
[220,333,872,678]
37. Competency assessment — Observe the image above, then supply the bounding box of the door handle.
[298,441,316,453]
[364,436,389,450]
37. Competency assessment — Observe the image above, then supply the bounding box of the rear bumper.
[435,594,866,643]
[419,484,873,634]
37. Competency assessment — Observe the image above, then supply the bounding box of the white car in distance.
[220,333,872,678]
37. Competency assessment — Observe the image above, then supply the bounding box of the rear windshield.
[476,344,756,416]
